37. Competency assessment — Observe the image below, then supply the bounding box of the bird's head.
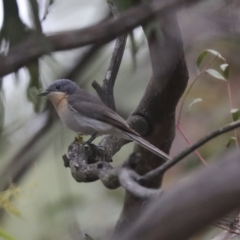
[38,79,78,97]
[38,79,79,107]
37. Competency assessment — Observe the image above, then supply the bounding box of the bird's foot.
[75,134,84,143]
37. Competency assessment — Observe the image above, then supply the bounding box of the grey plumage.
[39,79,170,161]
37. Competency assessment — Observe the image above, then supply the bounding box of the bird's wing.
[68,93,138,135]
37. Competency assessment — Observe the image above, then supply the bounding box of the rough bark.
[112,9,188,236]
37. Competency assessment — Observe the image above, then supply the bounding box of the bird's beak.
[37,90,49,96]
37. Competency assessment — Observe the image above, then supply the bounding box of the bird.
[38,79,170,161]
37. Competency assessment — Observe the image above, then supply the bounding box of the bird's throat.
[47,92,68,111]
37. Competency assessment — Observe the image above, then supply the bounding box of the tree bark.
[112,8,188,236]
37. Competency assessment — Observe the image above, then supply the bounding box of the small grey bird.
[38,79,170,161]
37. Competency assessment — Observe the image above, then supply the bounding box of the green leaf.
[231,108,240,121]
[205,69,226,81]
[220,63,230,80]
[196,49,225,72]
[189,98,202,110]
[226,137,236,148]
[0,227,16,240]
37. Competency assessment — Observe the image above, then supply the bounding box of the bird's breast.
[47,92,72,126]
[47,92,122,136]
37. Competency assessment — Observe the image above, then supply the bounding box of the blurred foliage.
[0,227,16,240]
[0,0,240,240]
[0,184,21,217]
[0,0,48,113]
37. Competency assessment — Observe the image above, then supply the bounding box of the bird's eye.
[55,85,61,90]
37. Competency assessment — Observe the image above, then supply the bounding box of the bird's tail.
[124,132,170,161]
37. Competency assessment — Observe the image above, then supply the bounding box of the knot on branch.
[128,115,150,136]
[62,139,113,183]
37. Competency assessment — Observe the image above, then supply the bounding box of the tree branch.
[0,0,205,78]
[118,169,162,199]
[92,0,127,110]
[112,1,188,235]
[92,34,127,110]
[113,150,240,240]
[64,144,162,198]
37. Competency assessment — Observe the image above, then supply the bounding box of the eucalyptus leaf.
[196,49,225,72]
[231,108,240,121]
[205,69,226,81]
[220,63,230,80]
[189,98,202,110]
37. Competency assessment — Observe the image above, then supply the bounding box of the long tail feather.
[125,133,170,161]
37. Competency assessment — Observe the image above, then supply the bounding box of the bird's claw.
[75,134,84,143]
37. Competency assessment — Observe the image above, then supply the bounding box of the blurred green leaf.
[231,108,240,121]
[0,0,29,47]
[0,185,21,217]
[85,234,95,240]
[27,60,42,112]
[188,98,202,111]
[107,0,136,13]
[196,49,225,72]
[226,137,236,148]
[0,227,16,240]
[220,63,230,80]
[129,31,137,71]
[28,0,42,32]
[205,69,226,81]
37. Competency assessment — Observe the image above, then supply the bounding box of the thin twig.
[226,79,239,149]
[92,0,127,110]
[92,34,127,110]
[177,55,218,124]
[176,124,208,166]
[140,120,240,182]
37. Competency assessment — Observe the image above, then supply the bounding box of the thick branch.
[113,150,240,240]
[0,0,204,78]
[64,145,162,198]
[113,3,188,235]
